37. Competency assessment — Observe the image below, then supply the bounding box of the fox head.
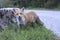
[13,7,25,27]
[13,7,24,17]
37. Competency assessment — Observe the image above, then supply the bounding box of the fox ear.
[21,7,24,12]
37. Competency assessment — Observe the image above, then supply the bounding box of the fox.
[14,7,44,29]
[22,11,44,28]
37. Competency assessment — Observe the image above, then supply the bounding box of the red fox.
[22,11,44,28]
[13,7,25,29]
[14,7,44,29]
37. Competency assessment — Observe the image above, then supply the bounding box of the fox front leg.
[16,17,20,29]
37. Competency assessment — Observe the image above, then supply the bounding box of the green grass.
[25,7,48,10]
[25,7,60,11]
[0,24,56,40]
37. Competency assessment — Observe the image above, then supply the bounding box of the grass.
[25,7,60,11]
[0,24,56,40]
[25,7,48,10]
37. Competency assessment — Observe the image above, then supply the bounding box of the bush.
[4,0,60,9]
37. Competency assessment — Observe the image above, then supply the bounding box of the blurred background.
[0,0,60,9]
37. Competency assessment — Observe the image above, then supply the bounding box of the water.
[24,10,60,37]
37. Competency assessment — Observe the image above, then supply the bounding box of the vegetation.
[0,24,56,40]
[0,0,59,9]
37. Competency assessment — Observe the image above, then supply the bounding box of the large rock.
[0,8,20,29]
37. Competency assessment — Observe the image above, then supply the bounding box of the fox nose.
[18,16,21,21]
[19,16,21,18]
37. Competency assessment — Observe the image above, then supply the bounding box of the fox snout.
[18,16,22,21]
[18,16,24,24]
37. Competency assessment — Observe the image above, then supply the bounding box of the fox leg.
[16,18,20,29]
[23,23,27,29]
[31,20,37,28]
[17,23,20,29]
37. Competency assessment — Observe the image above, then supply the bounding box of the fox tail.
[36,16,44,25]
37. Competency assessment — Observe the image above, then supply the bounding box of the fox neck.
[23,14,29,23]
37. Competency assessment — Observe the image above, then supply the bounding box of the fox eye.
[20,13,22,14]
[16,13,18,15]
